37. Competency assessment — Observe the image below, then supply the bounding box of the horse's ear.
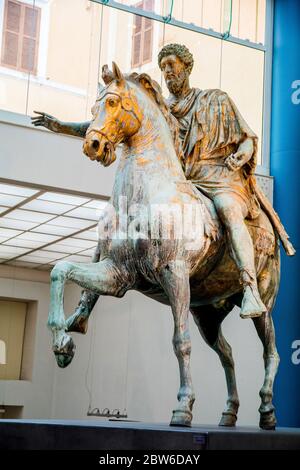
[112,62,124,81]
[102,64,114,85]
[97,82,104,95]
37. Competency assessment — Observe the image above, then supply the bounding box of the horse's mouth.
[101,141,116,167]
[83,135,116,167]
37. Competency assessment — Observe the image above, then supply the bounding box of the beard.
[166,71,187,96]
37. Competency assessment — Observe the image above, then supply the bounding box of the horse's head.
[83,62,143,167]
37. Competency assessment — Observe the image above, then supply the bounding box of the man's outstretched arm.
[31,111,90,138]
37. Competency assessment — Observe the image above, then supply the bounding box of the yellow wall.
[0,300,26,380]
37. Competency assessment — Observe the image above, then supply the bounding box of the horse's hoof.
[259,411,276,430]
[170,410,192,427]
[55,352,74,368]
[219,412,237,427]
[53,336,75,368]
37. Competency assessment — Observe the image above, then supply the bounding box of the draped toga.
[168,88,260,219]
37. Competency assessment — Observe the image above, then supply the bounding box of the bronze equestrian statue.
[32,45,295,430]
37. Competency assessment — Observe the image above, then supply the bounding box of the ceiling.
[0,182,107,271]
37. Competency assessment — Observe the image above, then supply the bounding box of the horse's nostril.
[92,139,100,151]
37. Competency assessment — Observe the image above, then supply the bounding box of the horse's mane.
[127,72,185,165]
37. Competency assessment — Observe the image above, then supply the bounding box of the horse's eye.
[108,98,117,107]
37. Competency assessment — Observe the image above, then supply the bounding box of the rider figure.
[32,45,294,320]
[158,43,265,319]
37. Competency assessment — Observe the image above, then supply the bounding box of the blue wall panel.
[271,0,300,427]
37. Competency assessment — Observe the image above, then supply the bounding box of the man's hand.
[31,111,61,132]
[225,151,247,171]
[225,138,254,172]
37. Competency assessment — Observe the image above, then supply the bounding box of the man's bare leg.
[213,194,267,319]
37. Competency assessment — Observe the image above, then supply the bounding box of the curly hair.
[158,43,194,75]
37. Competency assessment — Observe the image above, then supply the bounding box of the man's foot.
[240,285,267,319]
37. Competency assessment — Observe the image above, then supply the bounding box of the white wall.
[0,113,266,426]
[0,110,116,197]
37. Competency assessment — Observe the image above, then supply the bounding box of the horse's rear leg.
[191,301,239,426]
[160,260,195,427]
[254,254,280,430]
[252,313,279,430]
[48,259,127,368]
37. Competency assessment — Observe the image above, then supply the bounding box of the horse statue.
[48,62,280,430]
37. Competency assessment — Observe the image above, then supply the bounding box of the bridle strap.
[96,90,142,125]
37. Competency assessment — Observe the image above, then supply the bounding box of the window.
[0,300,26,380]
[0,339,6,364]
[1,0,41,75]
[131,0,154,68]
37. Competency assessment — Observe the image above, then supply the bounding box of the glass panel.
[15,232,60,243]
[0,245,28,258]
[220,41,264,164]
[0,218,37,230]
[26,1,103,120]
[0,194,26,207]
[5,209,53,223]
[4,238,47,249]
[61,254,91,263]
[46,243,82,255]
[59,237,96,249]
[77,248,95,257]
[32,224,77,237]
[73,228,98,241]
[21,199,75,215]
[0,183,39,197]
[66,207,99,221]
[27,249,67,260]
[121,0,157,14]
[167,0,266,44]
[0,228,22,239]
[84,199,107,210]
[48,216,95,230]
[163,24,222,91]
[38,192,90,206]
[19,253,64,263]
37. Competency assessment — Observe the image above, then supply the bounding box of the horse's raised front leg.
[48,258,128,368]
[160,260,195,427]
[66,244,101,334]
[66,290,99,334]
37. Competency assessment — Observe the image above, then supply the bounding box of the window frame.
[0,0,49,80]
[1,0,41,75]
